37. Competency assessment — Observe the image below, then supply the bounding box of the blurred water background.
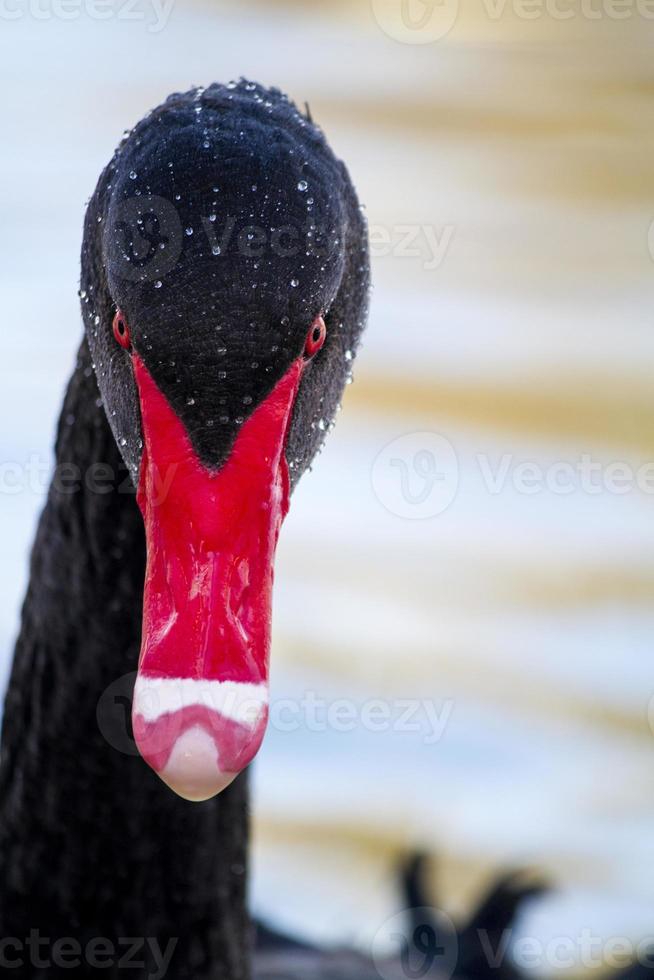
[1,0,654,973]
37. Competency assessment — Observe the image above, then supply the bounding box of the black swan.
[253,854,547,980]
[0,81,369,978]
[0,79,574,980]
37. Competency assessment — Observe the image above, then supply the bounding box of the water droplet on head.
[297,180,308,192]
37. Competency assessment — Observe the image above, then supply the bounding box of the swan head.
[79,81,369,801]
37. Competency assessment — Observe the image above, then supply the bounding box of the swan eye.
[304,316,326,358]
[112,311,131,350]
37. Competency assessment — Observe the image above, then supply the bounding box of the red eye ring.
[112,310,131,350]
[304,316,326,358]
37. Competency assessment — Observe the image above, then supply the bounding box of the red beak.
[131,354,304,801]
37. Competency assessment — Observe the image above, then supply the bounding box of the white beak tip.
[157,725,237,802]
